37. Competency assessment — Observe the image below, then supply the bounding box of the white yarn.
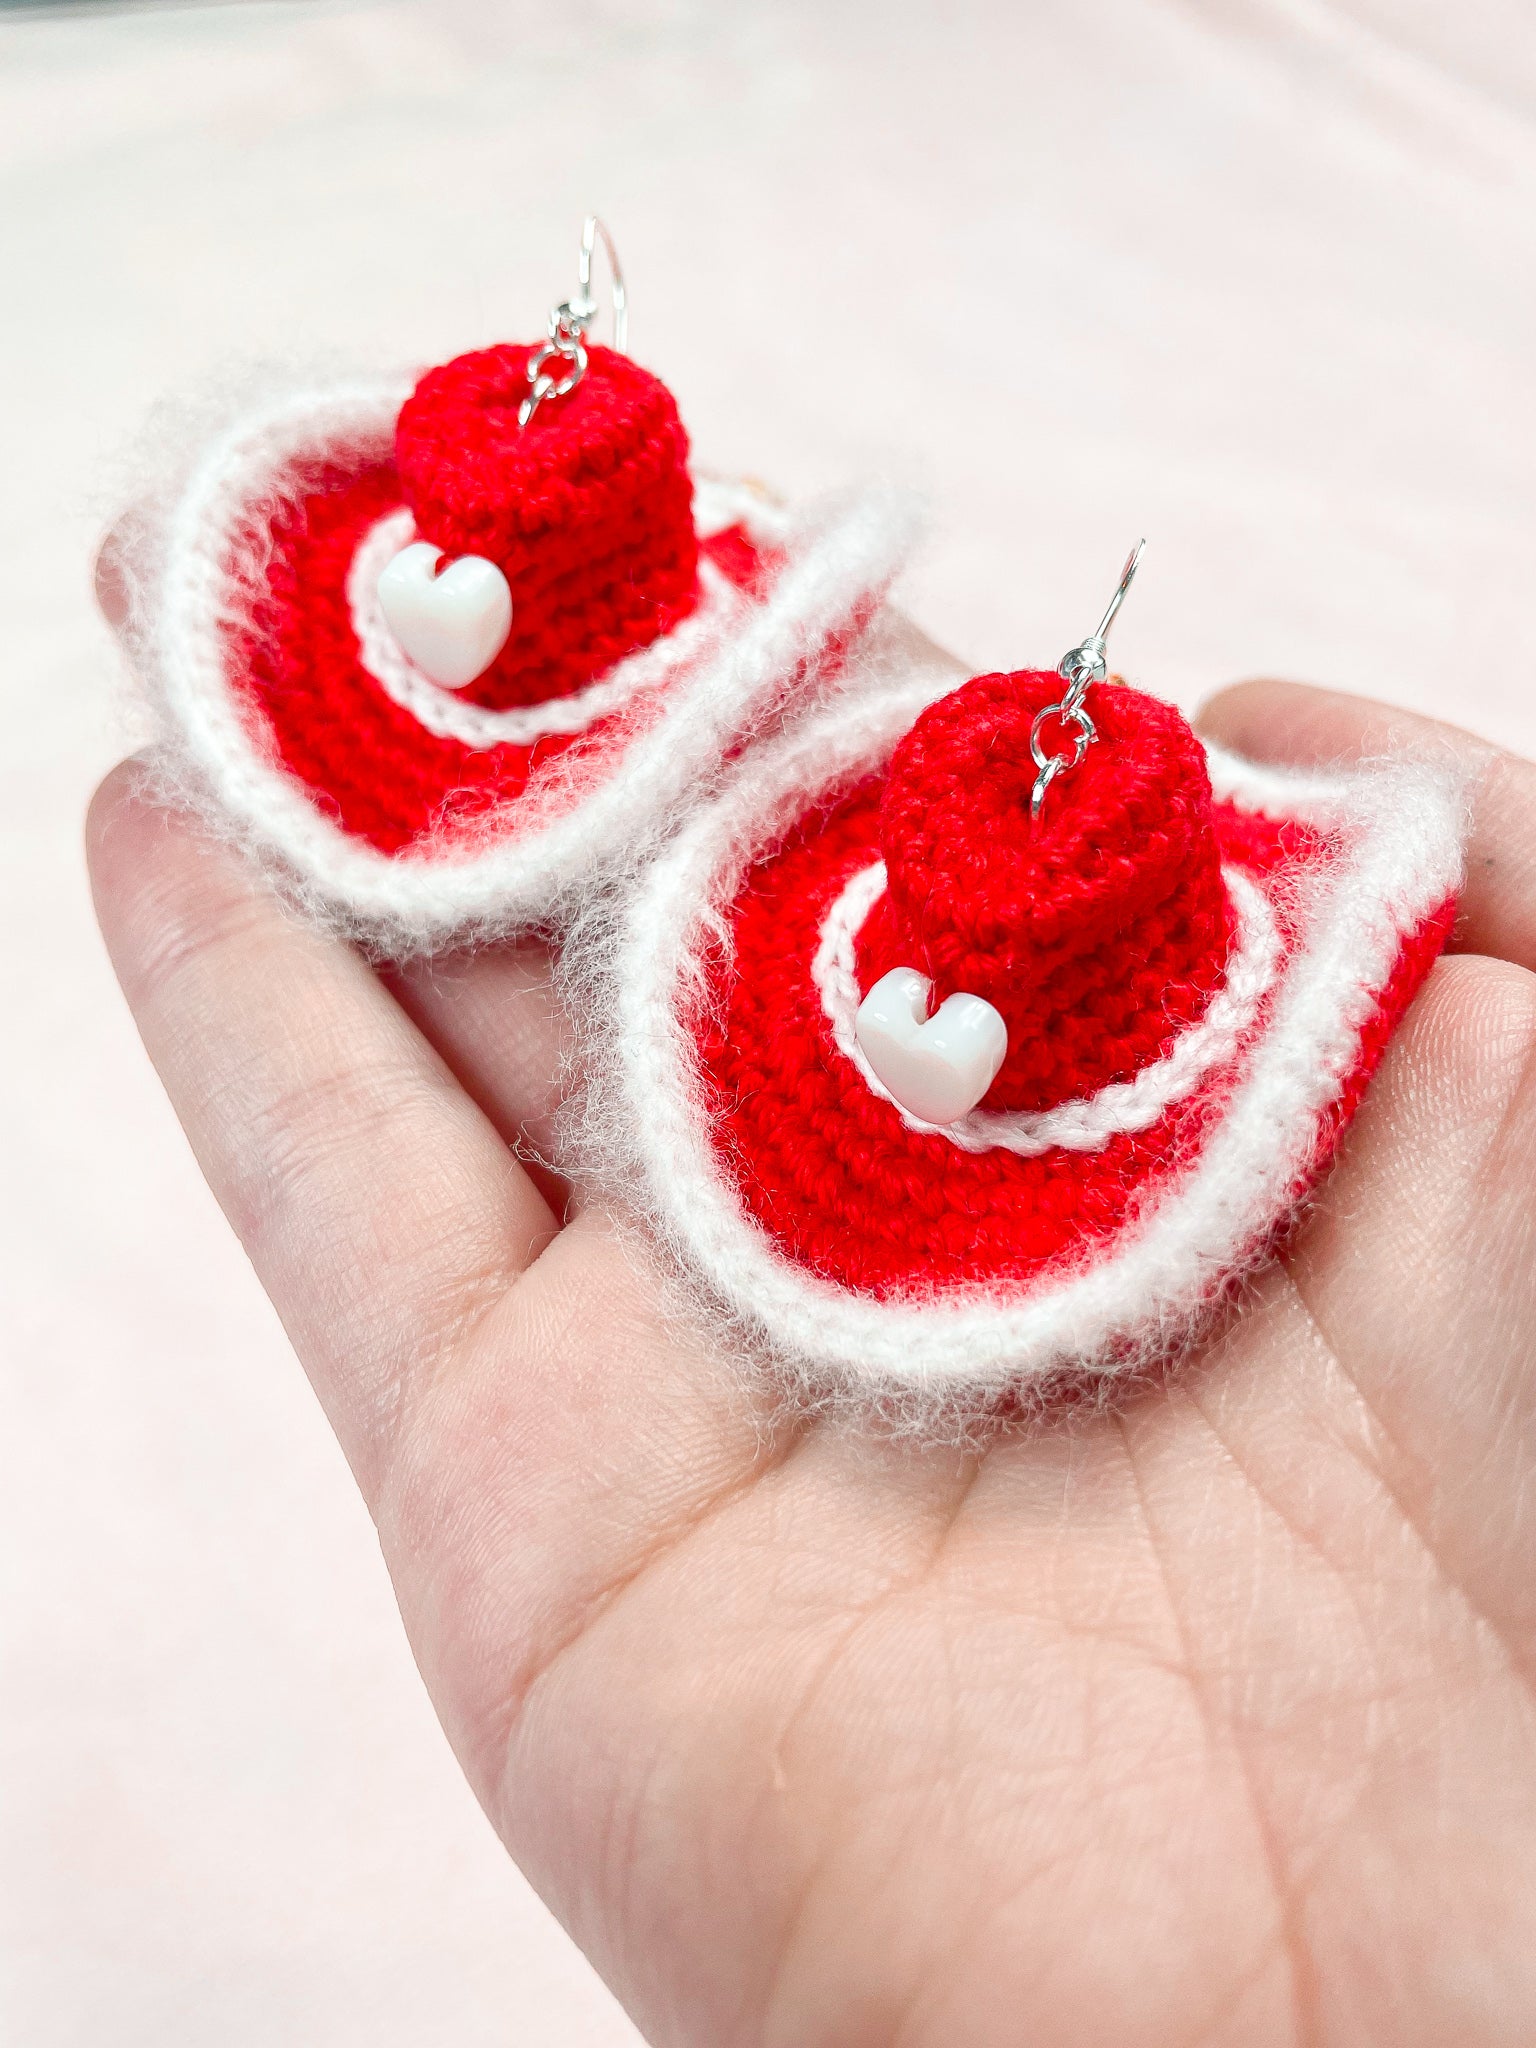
[579,628,1466,1405]
[139,380,920,952]
[347,499,747,749]
[814,859,1282,1155]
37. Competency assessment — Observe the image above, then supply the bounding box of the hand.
[88,674,1536,2047]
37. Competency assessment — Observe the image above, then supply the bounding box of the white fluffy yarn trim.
[814,859,1281,1155]
[144,380,919,951]
[593,633,1465,1400]
[348,499,747,749]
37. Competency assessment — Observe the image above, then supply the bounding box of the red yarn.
[699,765,1446,1299]
[395,344,699,711]
[228,452,761,856]
[864,670,1232,1113]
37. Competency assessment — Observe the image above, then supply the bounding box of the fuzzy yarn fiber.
[125,370,918,953]
[580,630,1465,1407]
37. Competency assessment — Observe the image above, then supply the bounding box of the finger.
[1278,949,1536,1642]
[87,761,558,1505]
[94,503,161,637]
[98,498,575,1199]
[382,945,571,1212]
[93,516,134,631]
[1198,678,1536,971]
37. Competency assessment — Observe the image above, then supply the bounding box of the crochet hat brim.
[140,382,913,951]
[598,633,1463,1400]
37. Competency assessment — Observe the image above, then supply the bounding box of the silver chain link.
[518,216,629,430]
[1028,540,1146,822]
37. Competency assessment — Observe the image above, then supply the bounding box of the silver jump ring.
[519,215,628,430]
[1029,703,1096,819]
[1030,702,1096,770]
[1027,540,1146,826]
[516,336,589,428]
[1029,752,1070,818]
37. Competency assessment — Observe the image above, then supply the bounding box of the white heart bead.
[854,967,1009,1126]
[376,541,513,690]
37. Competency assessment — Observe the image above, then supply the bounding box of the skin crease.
[86,659,1536,2048]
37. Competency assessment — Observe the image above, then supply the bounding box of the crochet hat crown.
[393,341,699,712]
[859,668,1233,1115]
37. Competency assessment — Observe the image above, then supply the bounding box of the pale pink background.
[2,1,1532,2040]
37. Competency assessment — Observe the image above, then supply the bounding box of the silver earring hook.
[1029,539,1147,822]
[574,215,628,354]
[1089,537,1144,651]
[518,214,629,429]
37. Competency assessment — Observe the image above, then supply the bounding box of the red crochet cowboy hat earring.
[119,217,914,952]
[589,547,1466,1404]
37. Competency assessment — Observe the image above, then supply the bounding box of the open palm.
[89,672,1536,2047]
